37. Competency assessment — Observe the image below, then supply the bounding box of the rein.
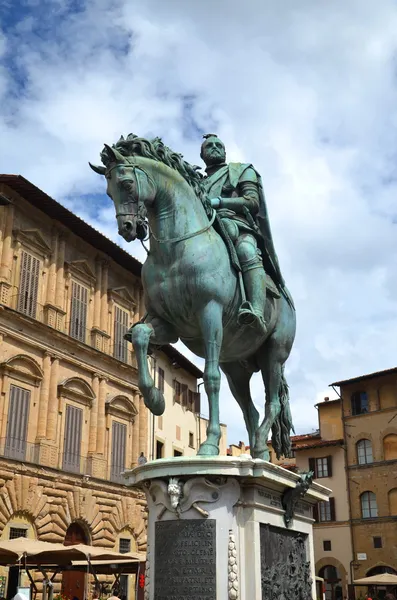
[149,209,216,244]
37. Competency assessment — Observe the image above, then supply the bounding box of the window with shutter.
[62,405,83,473]
[157,368,165,393]
[181,384,188,408]
[69,281,88,342]
[18,251,40,318]
[174,380,182,404]
[114,306,129,362]
[110,421,127,484]
[5,385,30,460]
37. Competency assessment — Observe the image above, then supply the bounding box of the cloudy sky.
[2,0,397,444]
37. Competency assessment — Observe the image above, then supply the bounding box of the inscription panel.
[260,524,311,600]
[154,519,216,600]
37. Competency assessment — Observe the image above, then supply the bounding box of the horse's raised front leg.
[197,301,223,456]
[125,316,177,416]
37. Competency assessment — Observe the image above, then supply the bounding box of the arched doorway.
[366,566,397,599]
[62,523,88,600]
[319,565,343,600]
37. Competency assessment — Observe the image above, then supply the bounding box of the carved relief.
[228,530,239,600]
[144,538,150,600]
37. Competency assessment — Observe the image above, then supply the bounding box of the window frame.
[189,431,195,448]
[17,250,41,319]
[69,280,89,343]
[357,438,373,465]
[113,304,129,363]
[323,540,332,551]
[360,491,378,519]
[373,536,382,549]
[351,391,369,416]
[309,456,332,479]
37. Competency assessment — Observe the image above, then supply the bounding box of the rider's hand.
[210,197,221,209]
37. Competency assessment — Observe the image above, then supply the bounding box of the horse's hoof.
[252,447,270,461]
[144,388,165,416]
[197,442,220,456]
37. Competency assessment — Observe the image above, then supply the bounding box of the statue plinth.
[125,456,330,600]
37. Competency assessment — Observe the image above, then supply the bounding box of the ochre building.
[0,175,212,600]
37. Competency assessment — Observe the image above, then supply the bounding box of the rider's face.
[201,138,226,166]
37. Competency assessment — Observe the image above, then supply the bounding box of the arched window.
[356,439,373,465]
[351,391,368,415]
[388,488,397,516]
[360,492,378,518]
[383,434,397,461]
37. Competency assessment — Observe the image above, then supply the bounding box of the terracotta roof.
[291,432,320,442]
[294,438,344,450]
[0,174,203,379]
[315,398,341,407]
[330,366,397,387]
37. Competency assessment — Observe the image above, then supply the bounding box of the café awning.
[0,537,145,566]
[354,573,397,586]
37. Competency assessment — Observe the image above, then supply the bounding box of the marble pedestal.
[125,456,330,600]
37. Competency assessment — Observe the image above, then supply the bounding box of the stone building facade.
[331,369,397,597]
[0,175,211,600]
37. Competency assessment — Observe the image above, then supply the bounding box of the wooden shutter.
[312,503,319,522]
[63,405,83,473]
[18,251,40,318]
[114,306,129,362]
[69,281,88,342]
[174,380,181,404]
[329,497,336,521]
[193,391,201,414]
[111,421,127,483]
[327,455,333,477]
[5,385,30,460]
[308,457,316,477]
[181,384,188,408]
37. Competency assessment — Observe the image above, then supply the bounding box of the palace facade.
[0,175,221,600]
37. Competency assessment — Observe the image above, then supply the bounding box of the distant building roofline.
[315,398,341,407]
[294,438,344,450]
[330,366,397,387]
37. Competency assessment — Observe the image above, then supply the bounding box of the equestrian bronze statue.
[90,133,296,460]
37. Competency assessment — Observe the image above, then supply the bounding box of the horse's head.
[89,144,156,243]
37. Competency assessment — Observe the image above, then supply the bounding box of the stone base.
[125,456,330,600]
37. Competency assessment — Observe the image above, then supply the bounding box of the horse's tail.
[272,367,295,459]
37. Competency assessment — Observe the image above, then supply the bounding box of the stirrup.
[238,302,267,335]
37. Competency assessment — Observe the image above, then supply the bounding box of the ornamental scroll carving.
[145,476,240,520]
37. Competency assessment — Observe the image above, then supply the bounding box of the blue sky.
[2,0,397,443]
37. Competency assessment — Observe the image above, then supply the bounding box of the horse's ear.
[104,144,125,163]
[89,162,106,175]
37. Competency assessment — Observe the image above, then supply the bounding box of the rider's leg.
[235,234,267,335]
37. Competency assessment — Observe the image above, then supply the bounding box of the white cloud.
[2,0,397,446]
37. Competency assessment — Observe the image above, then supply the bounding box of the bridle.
[108,161,216,245]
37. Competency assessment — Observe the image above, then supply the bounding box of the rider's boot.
[237,263,268,336]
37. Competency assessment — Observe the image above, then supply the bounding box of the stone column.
[138,394,148,457]
[45,233,58,306]
[0,204,14,280]
[46,357,59,441]
[55,236,66,309]
[131,392,140,466]
[96,377,107,454]
[100,261,108,333]
[93,259,102,329]
[37,353,52,439]
[89,373,99,453]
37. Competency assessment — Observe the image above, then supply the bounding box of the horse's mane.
[101,134,210,210]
